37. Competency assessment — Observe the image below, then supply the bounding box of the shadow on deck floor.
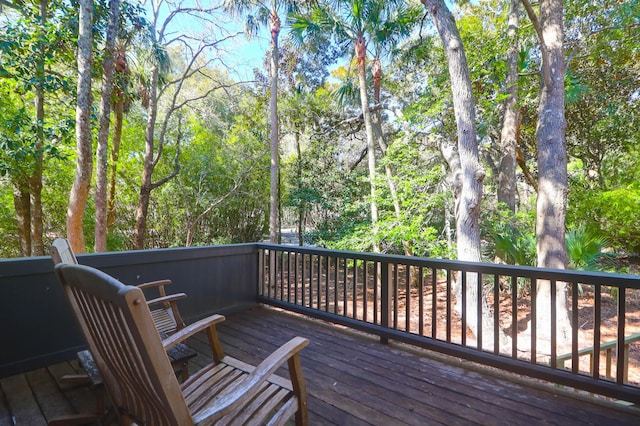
[2,306,639,425]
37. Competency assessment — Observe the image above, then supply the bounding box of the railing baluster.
[406,265,411,333]
[431,268,437,339]
[446,269,452,343]
[419,266,424,336]
[477,272,482,351]
[531,278,537,365]
[374,262,379,325]
[343,258,348,317]
[593,284,601,379]
[352,259,357,320]
[363,261,368,322]
[334,257,339,315]
[571,282,579,374]
[317,255,322,310]
[381,262,391,344]
[258,248,264,296]
[551,280,557,369]
[512,275,518,359]
[279,251,284,301]
[494,274,500,354]
[325,256,330,312]
[461,271,467,347]
[617,286,626,384]
[301,253,306,307]
[393,264,399,330]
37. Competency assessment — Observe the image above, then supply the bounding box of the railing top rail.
[256,243,640,289]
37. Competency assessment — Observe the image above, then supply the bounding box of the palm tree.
[291,0,412,253]
[225,0,301,244]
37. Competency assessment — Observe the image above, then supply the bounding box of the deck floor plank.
[0,372,47,426]
[25,367,75,421]
[261,308,640,425]
[211,307,640,425]
[255,310,624,425]
[47,360,100,419]
[0,378,13,426]
[229,311,539,425]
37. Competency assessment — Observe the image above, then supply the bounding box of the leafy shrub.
[482,205,536,266]
[565,224,614,271]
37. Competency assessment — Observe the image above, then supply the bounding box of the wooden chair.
[51,237,187,336]
[50,238,195,424]
[54,263,309,425]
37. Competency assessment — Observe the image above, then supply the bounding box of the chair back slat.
[50,238,79,265]
[55,263,193,425]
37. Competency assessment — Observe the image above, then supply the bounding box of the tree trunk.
[28,0,48,256]
[269,7,280,244]
[108,96,123,227]
[498,0,520,212]
[108,45,128,227]
[371,57,412,256]
[94,0,120,252]
[13,178,31,256]
[67,0,93,254]
[423,0,507,351]
[355,32,380,253]
[133,64,158,250]
[295,131,305,246]
[523,0,571,348]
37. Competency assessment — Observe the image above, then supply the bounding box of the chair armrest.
[137,279,172,290]
[162,314,226,351]
[194,336,309,423]
[146,293,187,308]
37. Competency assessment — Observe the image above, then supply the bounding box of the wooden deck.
[2,306,639,425]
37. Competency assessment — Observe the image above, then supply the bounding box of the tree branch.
[185,154,266,247]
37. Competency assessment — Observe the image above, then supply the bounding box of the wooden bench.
[556,332,640,382]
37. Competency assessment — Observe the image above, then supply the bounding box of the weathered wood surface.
[2,306,639,425]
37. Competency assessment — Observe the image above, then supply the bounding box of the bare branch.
[185,154,266,247]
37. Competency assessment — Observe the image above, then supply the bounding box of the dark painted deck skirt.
[2,307,639,425]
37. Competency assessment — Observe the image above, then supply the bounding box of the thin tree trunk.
[269,7,280,244]
[133,64,158,250]
[94,0,120,252]
[13,178,31,256]
[522,0,571,348]
[295,131,304,246]
[371,57,412,256]
[355,33,380,253]
[108,45,128,227]
[108,96,123,227]
[498,0,520,211]
[28,0,47,256]
[67,0,93,254]
[423,0,507,351]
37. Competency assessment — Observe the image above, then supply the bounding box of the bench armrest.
[194,336,310,424]
[146,293,187,308]
[137,279,173,290]
[162,314,226,351]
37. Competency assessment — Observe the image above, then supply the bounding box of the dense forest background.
[1,0,638,271]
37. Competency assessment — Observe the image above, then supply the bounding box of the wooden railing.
[256,243,640,404]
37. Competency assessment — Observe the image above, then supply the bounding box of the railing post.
[380,262,392,344]
[258,247,264,297]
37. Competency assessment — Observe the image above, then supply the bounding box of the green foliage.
[565,224,613,271]
[482,205,536,266]
[569,185,640,254]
